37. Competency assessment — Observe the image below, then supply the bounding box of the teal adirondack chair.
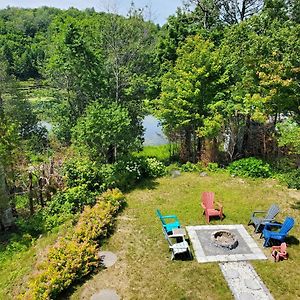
[261,217,295,247]
[156,209,181,234]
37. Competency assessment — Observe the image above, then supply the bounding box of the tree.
[186,0,264,25]
[45,15,104,144]
[158,35,222,162]
[72,102,138,163]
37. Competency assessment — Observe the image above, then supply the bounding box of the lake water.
[142,115,168,146]
[39,115,168,146]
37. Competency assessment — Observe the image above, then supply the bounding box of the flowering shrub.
[144,157,166,178]
[20,189,126,300]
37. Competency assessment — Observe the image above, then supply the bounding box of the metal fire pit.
[211,230,238,250]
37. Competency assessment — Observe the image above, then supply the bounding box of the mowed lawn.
[72,172,300,300]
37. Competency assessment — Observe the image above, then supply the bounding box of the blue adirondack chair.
[156,209,181,234]
[261,217,295,247]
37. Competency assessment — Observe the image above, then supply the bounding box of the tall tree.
[158,35,222,162]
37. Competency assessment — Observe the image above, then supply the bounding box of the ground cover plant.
[70,172,300,300]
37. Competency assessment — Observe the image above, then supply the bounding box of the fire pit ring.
[211,230,238,250]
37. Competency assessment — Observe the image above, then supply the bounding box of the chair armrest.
[161,215,179,221]
[264,222,282,230]
[262,218,276,223]
[252,210,267,216]
[216,202,223,209]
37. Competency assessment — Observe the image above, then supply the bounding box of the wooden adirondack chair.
[271,242,288,262]
[261,217,295,247]
[156,209,181,234]
[201,192,223,223]
[162,227,192,260]
[248,204,280,233]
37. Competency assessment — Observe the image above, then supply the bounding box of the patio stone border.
[186,224,266,263]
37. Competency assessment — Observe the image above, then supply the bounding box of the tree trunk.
[28,172,34,215]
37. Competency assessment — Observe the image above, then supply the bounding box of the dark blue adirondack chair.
[261,217,295,247]
[156,209,181,234]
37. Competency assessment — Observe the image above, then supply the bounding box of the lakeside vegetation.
[0,1,299,299]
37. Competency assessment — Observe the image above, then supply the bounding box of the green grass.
[134,144,178,163]
[70,172,300,300]
[0,223,73,299]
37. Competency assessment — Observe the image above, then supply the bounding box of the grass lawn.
[0,223,73,299]
[71,172,300,300]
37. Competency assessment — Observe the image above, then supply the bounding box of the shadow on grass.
[57,264,106,300]
[291,201,300,210]
[133,178,159,191]
[286,235,300,246]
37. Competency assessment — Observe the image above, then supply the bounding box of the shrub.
[113,157,145,190]
[24,239,99,300]
[277,169,300,190]
[20,189,126,300]
[228,157,272,178]
[64,158,102,191]
[180,162,202,172]
[100,188,126,209]
[207,162,219,172]
[144,157,166,178]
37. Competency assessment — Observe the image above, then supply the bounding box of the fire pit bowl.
[211,230,238,250]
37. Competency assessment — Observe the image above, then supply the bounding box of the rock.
[91,289,120,300]
[170,170,181,178]
[199,172,208,177]
[98,251,118,268]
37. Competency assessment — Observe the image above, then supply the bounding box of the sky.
[0,0,184,25]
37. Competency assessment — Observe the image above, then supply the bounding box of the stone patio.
[186,224,266,263]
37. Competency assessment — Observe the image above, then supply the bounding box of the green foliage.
[143,158,167,178]
[283,169,300,189]
[277,120,300,155]
[180,162,203,172]
[228,157,272,178]
[21,189,125,300]
[207,162,219,172]
[24,239,99,300]
[72,102,138,163]
[64,158,102,191]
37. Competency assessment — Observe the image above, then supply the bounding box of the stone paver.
[219,261,274,300]
[186,225,266,263]
[90,289,120,300]
[97,251,118,268]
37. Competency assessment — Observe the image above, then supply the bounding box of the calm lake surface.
[40,115,167,146]
[142,115,168,146]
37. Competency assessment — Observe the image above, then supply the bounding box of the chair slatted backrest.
[280,217,295,234]
[202,192,215,209]
[156,209,166,225]
[266,204,280,220]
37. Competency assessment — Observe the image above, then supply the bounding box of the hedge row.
[20,188,125,300]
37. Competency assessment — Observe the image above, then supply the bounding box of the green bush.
[64,158,102,191]
[180,162,203,172]
[227,157,272,178]
[144,157,166,178]
[20,189,126,300]
[207,162,219,172]
[277,169,300,190]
